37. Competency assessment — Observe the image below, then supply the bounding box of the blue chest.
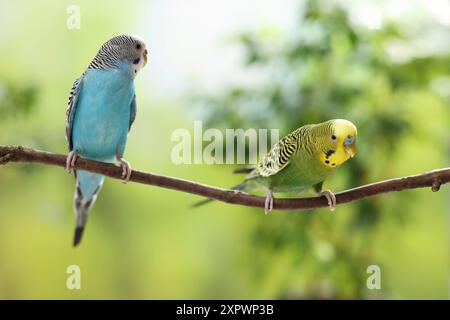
[72,62,135,161]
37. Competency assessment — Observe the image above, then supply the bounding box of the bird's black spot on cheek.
[133,58,140,64]
[325,160,330,164]
[325,149,335,159]
[332,163,336,166]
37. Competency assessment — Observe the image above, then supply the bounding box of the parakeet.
[65,35,148,246]
[195,119,357,214]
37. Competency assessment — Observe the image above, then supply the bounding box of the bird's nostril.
[144,49,148,55]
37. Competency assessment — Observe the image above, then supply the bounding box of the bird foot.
[118,158,132,183]
[66,150,78,173]
[317,189,336,211]
[264,189,274,215]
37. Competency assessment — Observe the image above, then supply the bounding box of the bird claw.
[66,150,78,173]
[317,189,336,212]
[264,189,274,215]
[118,158,132,183]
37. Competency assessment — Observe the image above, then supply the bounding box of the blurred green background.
[0,0,449,299]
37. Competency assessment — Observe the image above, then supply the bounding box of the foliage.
[0,81,38,119]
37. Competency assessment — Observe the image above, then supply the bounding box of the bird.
[194,119,357,214]
[65,34,148,246]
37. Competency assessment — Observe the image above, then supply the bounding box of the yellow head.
[314,119,357,169]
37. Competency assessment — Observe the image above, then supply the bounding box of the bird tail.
[73,170,104,247]
[191,182,247,208]
[191,198,214,208]
[232,166,255,174]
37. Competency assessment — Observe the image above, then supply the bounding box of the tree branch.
[1,145,449,211]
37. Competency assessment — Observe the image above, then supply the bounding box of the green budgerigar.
[195,119,357,213]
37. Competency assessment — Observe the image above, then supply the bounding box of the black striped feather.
[248,122,334,179]
[65,76,83,151]
[88,35,143,71]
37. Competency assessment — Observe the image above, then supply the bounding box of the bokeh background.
[0,0,449,299]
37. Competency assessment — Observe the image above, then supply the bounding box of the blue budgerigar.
[65,35,148,246]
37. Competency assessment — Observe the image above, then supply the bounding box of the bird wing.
[65,76,84,151]
[129,94,137,131]
[248,127,304,179]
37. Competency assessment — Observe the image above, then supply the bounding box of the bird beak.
[143,49,148,66]
[346,143,356,158]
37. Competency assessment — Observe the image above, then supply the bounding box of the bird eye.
[331,134,337,140]
[136,44,141,50]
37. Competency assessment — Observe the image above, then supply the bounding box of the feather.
[65,76,84,151]
[129,94,137,131]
